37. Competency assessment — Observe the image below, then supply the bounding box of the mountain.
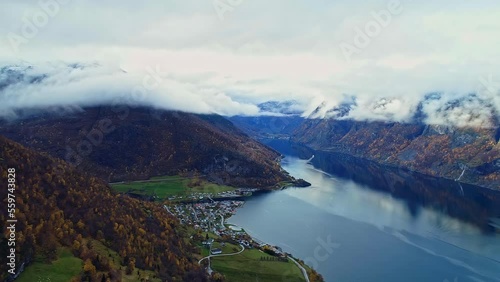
[228,101,305,139]
[214,96,500,190]
[305,97,356,119]
[229,98,500,189]
[0,106,293,189]
[0,65,47,92]
[229,115,305,139]
[257,100,303,115]
[292,119,500,190]
[0,135,208,281]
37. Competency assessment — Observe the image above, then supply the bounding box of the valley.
[0,108,321,282]
[106,172,320,281]
[230,116,500,190]
[2,2,500,281]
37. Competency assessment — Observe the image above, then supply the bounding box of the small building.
[211,248,222,255]
[202,238,214,246]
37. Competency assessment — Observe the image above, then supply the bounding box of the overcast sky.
[1,0,499,126]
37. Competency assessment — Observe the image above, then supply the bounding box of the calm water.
[228,141,500,282]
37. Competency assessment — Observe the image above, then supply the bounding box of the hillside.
[0,106,292,188]
[292,119,500,189]
[0,135,208,281]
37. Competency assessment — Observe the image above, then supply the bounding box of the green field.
[17,248,82,282]
[111,175,235,200]
[211,248,306,282]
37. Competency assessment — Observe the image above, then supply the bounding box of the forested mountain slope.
[0,135,208,281]
[292,120,500,189]
[0,106,292,188]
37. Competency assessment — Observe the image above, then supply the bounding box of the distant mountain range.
[257,100,303,115]
[1,63,498,190]
[293,119,500,190]
[305,97,357,119]
[228,100,305,139]
[229,115,305,139]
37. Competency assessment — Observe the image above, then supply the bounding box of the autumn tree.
[83,259,97,281]
[126,257,136,275]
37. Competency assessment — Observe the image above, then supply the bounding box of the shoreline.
[292,141,500,191]
[166,187,322,281]
[221,196,315,282]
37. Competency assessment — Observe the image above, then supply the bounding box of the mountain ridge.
[292,119,500,190]
[0,106,294,189]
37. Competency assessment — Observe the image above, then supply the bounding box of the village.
[164,200,285,257]
[160,185,312,281]
[166,187,258,202]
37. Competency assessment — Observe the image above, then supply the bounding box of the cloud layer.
[0,63,260,118]
[0,0,499,127]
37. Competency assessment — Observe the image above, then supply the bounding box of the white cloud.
[0,64,259,117]
[0,0,499,126]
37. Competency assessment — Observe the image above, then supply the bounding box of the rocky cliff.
[292,119,500,189]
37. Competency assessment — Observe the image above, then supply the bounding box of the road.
[288,256,310,282]
[163,205,174,216]
[109,179,181,185]
[198,244,245,265]
[109,175,207,185]
[198,244,309,282]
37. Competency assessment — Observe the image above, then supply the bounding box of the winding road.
[198,244,245,265]
[163,205,174,216]
[109,175,207,185]
[288,256,310,282]
[198,244,310,282]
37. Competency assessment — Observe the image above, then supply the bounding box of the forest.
[0,135,211,281]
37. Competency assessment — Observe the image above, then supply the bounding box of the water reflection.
[285,155,500,258]
[228,140,500,281]
[269,140,500,233]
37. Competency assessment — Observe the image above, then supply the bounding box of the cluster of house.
[167,188,258,202]
[169,200,244,231]
[167,197,288,259]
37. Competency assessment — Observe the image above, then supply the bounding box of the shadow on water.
[263,139,500,233]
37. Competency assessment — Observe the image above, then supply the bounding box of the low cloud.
[0,63,260,118]
[304,89,499,128]
[1,62,499,129]
[1,1,499,127]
